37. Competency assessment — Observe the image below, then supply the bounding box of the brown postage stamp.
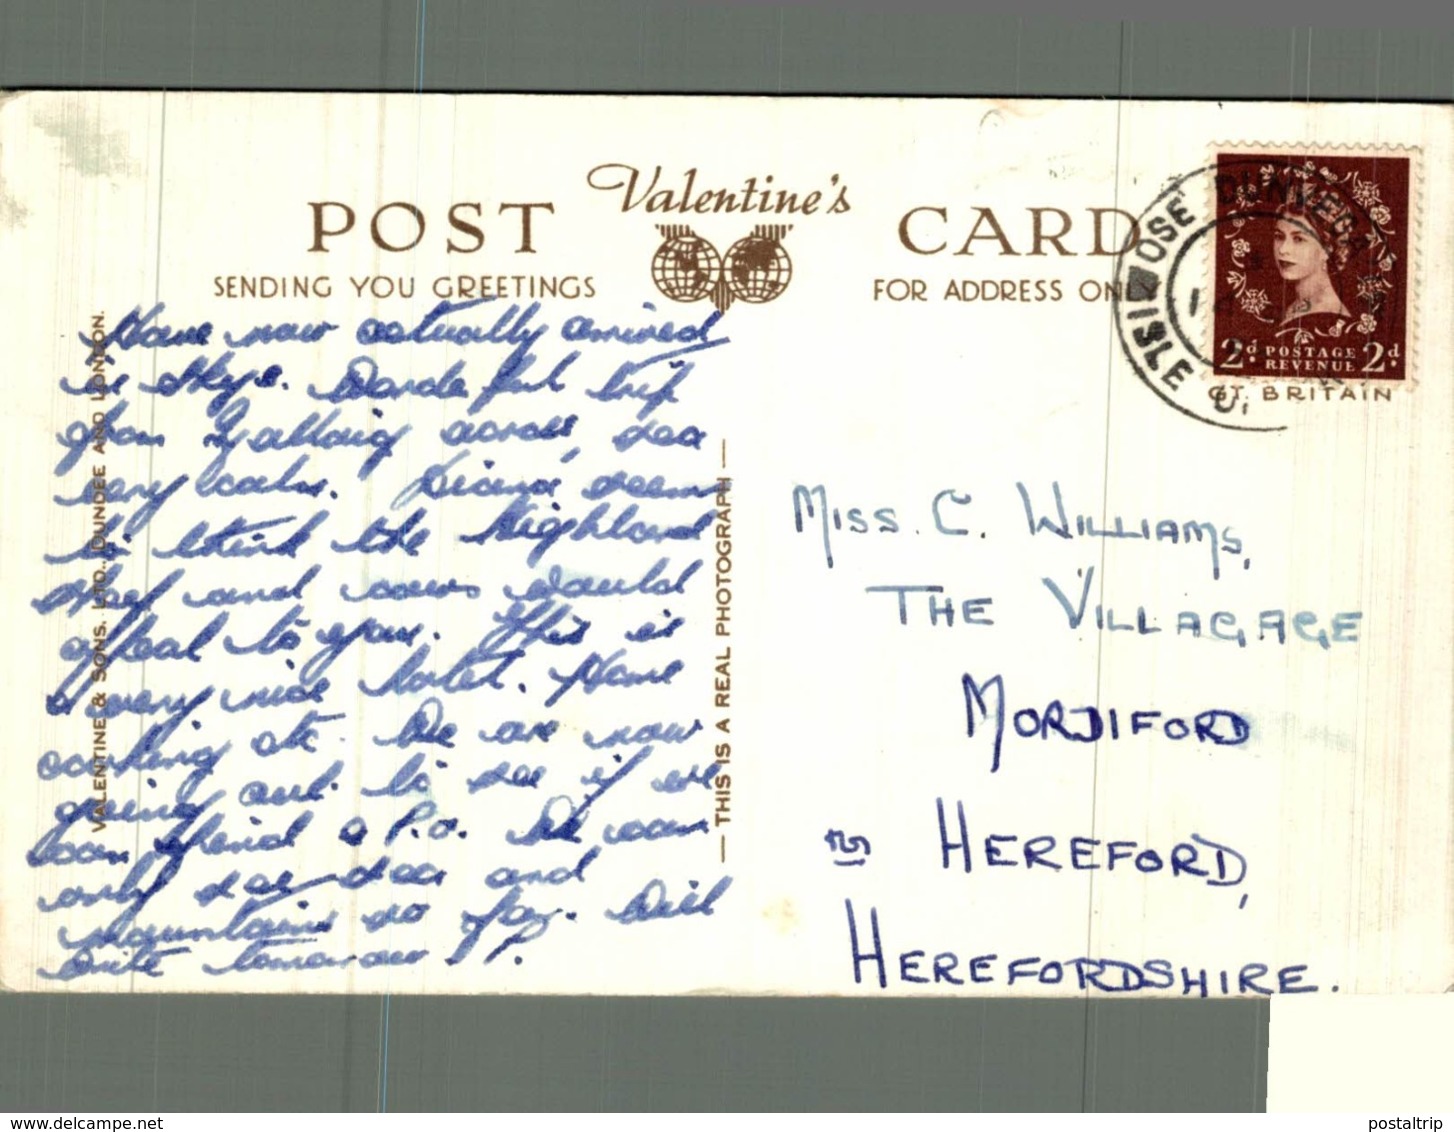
[1211,150,1412,383]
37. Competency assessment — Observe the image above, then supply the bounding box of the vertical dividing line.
[131,88,168,992]
[1082,25,1132,1110]
[375,4,430,1106]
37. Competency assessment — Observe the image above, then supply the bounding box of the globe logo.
[722,234,792,304]
[651,232,722,303]
[651,223,794,311]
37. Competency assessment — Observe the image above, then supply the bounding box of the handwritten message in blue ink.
[30,296,735,984]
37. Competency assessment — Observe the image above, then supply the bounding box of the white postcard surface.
[1,93,1450,996]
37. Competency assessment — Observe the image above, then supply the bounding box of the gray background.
[1,0,1448,1113]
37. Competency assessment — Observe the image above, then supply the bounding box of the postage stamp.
[1112,145,1420,431]
[1210,150,1411,383]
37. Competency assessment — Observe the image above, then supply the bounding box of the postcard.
[1,93,1449,995]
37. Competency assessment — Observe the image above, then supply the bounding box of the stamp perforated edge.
[1203,141,1423,392]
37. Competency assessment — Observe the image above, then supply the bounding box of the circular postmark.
[1113,151,1413,431]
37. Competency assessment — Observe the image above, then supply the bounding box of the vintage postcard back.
[0,93,1450,996]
